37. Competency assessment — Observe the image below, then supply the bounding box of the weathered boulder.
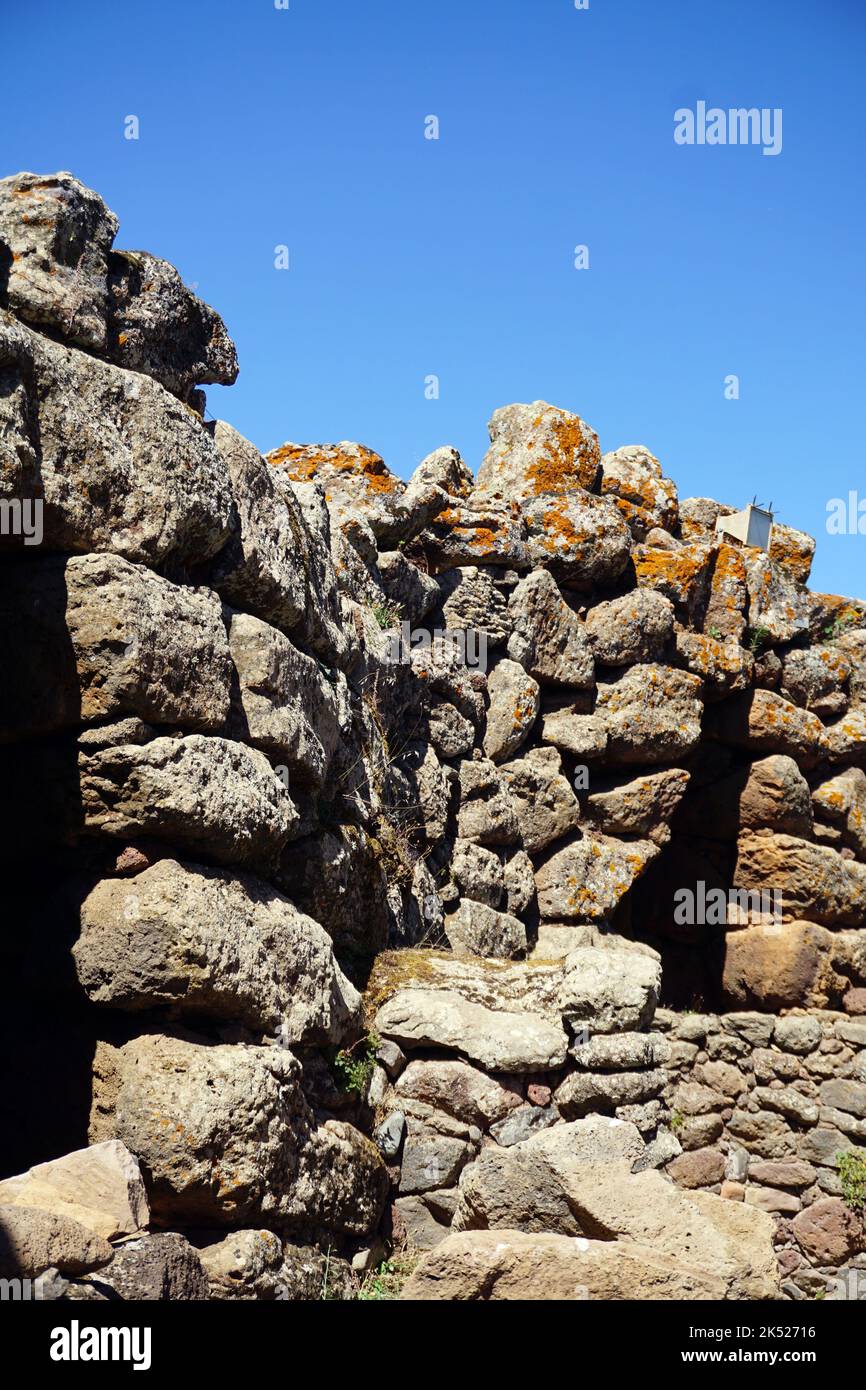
[594,664,703,765]
[476,401,601,499]
[450,839,506,910]
[402,1229,723,1301]
[706,689,826,768]
[79,735,297,866]
[812,768,866,859]
[824,706,866,767]
[721,921,845,1011]
[453,1123,778,1295]
[457,758,519,846]
[74,859,361,1043]
[781,644,851,719]
[425,701,476,759]
[744,551,811,644]
[792,1198,863,1265]
[704,542,750,641]
[557,946,662,1033]
[107,249,238,398]
[88,1232,209,1301]
[0,1206,114,1280]
[502,849,536,914]
[554,1069,666,1118]
[584,589,675,666]
[678,496,731,542]
[536,1161,779,1299]
[206,422,311,638]
[0,1142,148,1241]
[90,1034,387,1237]
[199,1230,354,1300]
[633,541,714,622]
[687,754,813,841]
[196,1228,285,1300]
[227,610,342,789]
[540,707,608,761]
[394,1060,522,1129]
[0,553,231,740]
[569,1031,671,1071]
[421,493,529,571]
[444,899,527,960]
[599,445,678,538]
[1,314,233,564]
[410,633,486,727]
[733,832,866,926]
[499,747,582,854]
[534,835,660,923]
[396,740,451,842]
[377,550,440,626]
[582,768,690,838]
[375,987,566,1074]
[482,658,540,762]
[769,522,816,584]
[522,491,632,587]
[371,951,569,1073]
[675,629,754,696]
[266,440,405,538]
[397,1120,474,1196]
[410,444,474,499]
[0,171,118,351]
[453,1118,646,1235]
[438,566,510,648]
[506,569,594,687]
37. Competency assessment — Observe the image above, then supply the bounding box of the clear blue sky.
[2,0,864,598]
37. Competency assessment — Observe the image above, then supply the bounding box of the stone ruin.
[1,171,865,1302]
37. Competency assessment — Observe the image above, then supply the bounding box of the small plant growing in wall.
[837,1151,866,1212]
[669,1110,684,1134]
[747,625,772,655]
[370,600,402,631]
[333,1033,380,1096]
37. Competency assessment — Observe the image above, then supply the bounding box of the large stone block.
[74,859,361,1043]
[0,315,233,564]
[0,553,231,740]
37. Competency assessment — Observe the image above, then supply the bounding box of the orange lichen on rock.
[266,441,400,495]
[525,410,600,495]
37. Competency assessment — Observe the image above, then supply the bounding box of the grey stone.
[489,1105,559,1147]
[374,1111,406,1159]
[445,899,527,960]
[74,858,361,1043]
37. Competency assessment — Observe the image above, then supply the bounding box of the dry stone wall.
[1,171,864,1301]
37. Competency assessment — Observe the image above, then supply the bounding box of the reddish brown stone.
[114,845,153,875]
[667,1146,725,1189]
[792,1198,863,1265]
[527,1084,552,1107]
[844,988,866,1016]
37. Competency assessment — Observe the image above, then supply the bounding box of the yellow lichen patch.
[635,545,710,606]
[540,501,591,553]
[525,410,600,495]
[364,948,456,1014]
[265,442,399,495]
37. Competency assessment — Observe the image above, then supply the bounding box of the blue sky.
[2,0,864,597]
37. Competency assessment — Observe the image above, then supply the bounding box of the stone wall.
[1,170,865,1301]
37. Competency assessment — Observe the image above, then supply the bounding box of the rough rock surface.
[402,1229,723,1301]
[74,859,361,1042]
[4,171,866,1305]
[0,1142,148,1240]
[0,1206,114,1279]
